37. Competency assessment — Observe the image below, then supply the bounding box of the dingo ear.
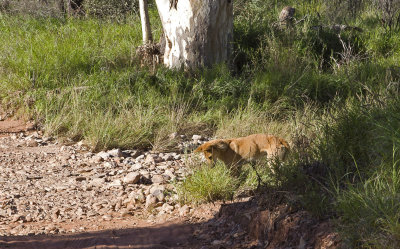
[229,140,239,153]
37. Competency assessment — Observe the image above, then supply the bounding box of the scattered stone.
[119,209,132,217]
[123,172,141,184]
[162,203,174,213]
[145,195,157,209]
[150,185,165,195]
[26,139,38,147]
[135,155,145,161]
[91,177,105,186]
[144,154,155,165]
[104,161,116,168]
[192,135,202,141]
[92,155,104,163]
[131,190,145,203]
[131,163,143,170]
[169,132,178,139]
[97,151,110,160]
[107,148,123,157]
[179,205,190,217]
[162,174,171,181]
[102,215,112,221]
[109,179,122,187]
[164,169,176,180]
[151,174,165,184]
[152,189,165,202]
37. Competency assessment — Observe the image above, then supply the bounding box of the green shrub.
[177,162,239,204]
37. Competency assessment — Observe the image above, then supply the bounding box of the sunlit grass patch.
[176,162,239,204]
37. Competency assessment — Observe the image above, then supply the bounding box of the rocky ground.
[0,117,341,249]
[0,127,212,236]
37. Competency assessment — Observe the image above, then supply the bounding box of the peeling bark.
[155,0,233,69]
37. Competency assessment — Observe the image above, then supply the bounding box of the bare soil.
[0,119,34,135]
[0,118,341,249]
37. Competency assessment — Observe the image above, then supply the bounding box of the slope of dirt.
[0,118,341,249]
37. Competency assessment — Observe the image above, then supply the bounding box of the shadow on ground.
[0,221,200,249]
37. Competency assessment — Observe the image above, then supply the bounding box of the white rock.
[109,179,122,187]
[144,154,155,165]
[104,161,116,168]
[212,240,223,246]
[131,163,143,171]
[150,185,165,195]
[26,139,39,147]
[92,155,104,163]
[169,132,178,139]
[162,154,174,161]
[123,172,141,184]
[192,135,202,141]
[102,214,112,221]
[179,205,190,217]
[145,195,157,209]
[151,174,165,184]
[107,148,123,157]
[97,151,110,160]
[91,178,105,186]
[129,190,145,203]
[162,174,171,181]
[152,190,164,202]
[77,141,84,147]
[157,165,168,170]
[162,203,174,212]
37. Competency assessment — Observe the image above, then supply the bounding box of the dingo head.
[275,138,290,161]
[193,139,231,164]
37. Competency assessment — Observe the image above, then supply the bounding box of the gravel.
[0,132,208,236]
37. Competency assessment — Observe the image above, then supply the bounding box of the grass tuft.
[176,162,239,204]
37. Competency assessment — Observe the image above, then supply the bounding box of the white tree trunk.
[139,0,153,44]
[155,0,233,69]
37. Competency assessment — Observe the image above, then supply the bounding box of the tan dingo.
[194,134,289,167]
[194,134,290,188]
